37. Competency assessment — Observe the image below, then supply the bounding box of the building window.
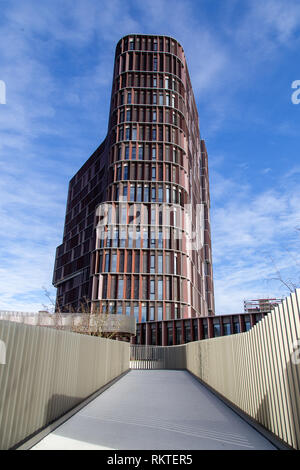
[119,251,125,271]
[137,185,142,202]
[117,165,122,180]
[150,253,155,273]
[132,126,137,140]
[185,324,191,343]
[157,303,163,321]
[104,252,110,272]
[151,186,156,202]
[111,252,117,272]
[130,184,135,201]
[150,228,156,246]
[158,185,163,202]
[126,276,131,298]
[176,324,181,344]
[158,228,163,247]
[167,325,173,345]
[134,277,139,299]
[123,184,128,200]
[108,302,116,314]
[102,276,108,298]
[110,276,117,298]
[127,251,132,272]
[143,251,148,271]
[158,253,163,273]
[158,278,163,300]
[118,278,124,299]
[150,279,155,300]
[213,323,221,337]
[166,186,171,203]
[142,277,148,299]
[139,145,144,160]
[134,303,139,321]
[151,208,156,225]
[149,305,155,321]
[152,165,156,180]
[144,185,149,202]
[126,303,131,316]
[117,145,122,160]
[141,304,147,322]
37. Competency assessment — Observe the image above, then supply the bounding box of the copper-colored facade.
[53,35,215,333]
[135,311,266,346]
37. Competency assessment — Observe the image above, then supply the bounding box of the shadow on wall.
[255,394,272,437]
[11,393,83,449]
[46,394,83,426]
[285,355,300,449]
[254,355,300,449]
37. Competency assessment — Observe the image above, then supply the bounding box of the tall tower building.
[53,35,215,344]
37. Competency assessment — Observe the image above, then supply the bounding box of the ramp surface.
[32,370,276,450]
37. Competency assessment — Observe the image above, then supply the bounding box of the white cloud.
[211,169,300,314]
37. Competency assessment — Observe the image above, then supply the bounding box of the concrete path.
[32,370,276,450]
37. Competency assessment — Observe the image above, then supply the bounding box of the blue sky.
[0,0,299,314]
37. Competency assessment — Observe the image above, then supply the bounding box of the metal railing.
[130,344,186,369]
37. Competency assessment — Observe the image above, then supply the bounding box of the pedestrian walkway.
[32,370,276,450]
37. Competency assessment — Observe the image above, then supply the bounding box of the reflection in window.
[213,323,221,337]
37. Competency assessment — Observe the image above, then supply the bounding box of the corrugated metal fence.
[130,289,300,449]
[185,289,300,449]
[0,321,129,450]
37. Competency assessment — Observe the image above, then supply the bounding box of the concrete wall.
[0,320,129,450]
